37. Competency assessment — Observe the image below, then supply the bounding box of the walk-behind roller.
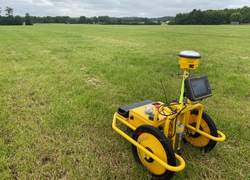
[112,51,226,179]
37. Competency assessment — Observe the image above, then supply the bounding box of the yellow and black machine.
[112,51,226,179]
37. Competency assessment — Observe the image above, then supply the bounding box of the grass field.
[0,24,249,179]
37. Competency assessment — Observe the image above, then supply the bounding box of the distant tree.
[230,12,242,22]
[98,16,111,24]
[5,6,13,16]
[13,15,23,25]
[240,6,250,23]
[93,16,98,24]
[53,16,69,23]
[0,7,24,25]
[25,13,33,25]
[68,17,78,24]
[79,16,87,24]
[172,6,250,25]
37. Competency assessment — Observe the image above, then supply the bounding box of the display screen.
[191,78,209,97]
[185,76,212,101]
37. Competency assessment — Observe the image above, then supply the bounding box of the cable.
[169,105,187,139]
[157,104,177,117]
[155,101,187,139]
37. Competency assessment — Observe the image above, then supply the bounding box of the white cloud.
[16,0,53,6]
[0,0,250,17]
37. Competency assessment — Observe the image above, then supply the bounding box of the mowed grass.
[0,24,249,179]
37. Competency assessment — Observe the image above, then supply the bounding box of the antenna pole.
[179,70,189,107]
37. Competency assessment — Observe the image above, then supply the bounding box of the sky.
[0,0,250,17]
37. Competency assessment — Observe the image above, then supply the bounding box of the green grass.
[0,24,249,179]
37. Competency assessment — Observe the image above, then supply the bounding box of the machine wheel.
[184,112,218,152]
[132,125,176,179]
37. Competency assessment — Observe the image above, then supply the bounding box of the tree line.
[0,6,174,25]
[31,16,167,25]
[171,6,250,25]
[0,7,32,25]
[2,5,249,26]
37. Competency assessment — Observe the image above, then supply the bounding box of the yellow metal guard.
[185,124,226,142]
[112,113,186,172]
